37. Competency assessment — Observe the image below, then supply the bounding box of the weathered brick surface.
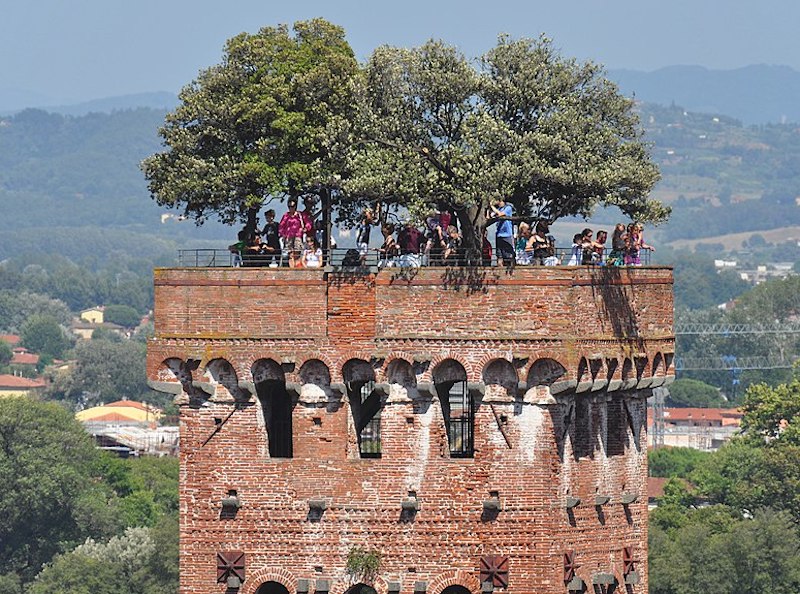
[148,266,673,594]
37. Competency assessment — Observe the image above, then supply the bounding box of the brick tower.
[147,265,674,594]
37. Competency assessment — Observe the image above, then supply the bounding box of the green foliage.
[19,314,72,359]
[0,399,104,583]
[349,35,665,251]
[741,376,800,441]
[45,338,154,408]
[143,18,359,224]
[649,508,800,594]
[104,304,141,328]
[649,446,711,478]
[346,546,382,581]
[667,378,727,407]
[0,289,71,333]
[28,518,178,594]
[0,342,11,367]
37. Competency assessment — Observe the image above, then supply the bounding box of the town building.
[0,373,46,398]
[147,265,674,594]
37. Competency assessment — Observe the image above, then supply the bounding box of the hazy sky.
[3,0,800,105]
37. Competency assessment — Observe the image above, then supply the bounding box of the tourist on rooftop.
[279,198,310,268]
[607,223,626,266]
[529,221,552,266]
[356,207,377,265]
[397,222,424,268]
[302,235,323,268]
[516,222,531,265]
[567,233,583,266]
[378,223,399,267]
[442,225,462,265]
[261,209,281,267]
[489,199,515,266]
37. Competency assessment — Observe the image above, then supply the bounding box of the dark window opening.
[441,587,472,594]
[256,582,290,594]
[606,398,627,457]
[345,585,377,594]
[573,397,592,458]
[438,380,474,458]
[348,380,382,458]
[256,380,293,458]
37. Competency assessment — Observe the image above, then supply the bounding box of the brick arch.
[652,352,664,377]
[298,358,332,387]
[342,358,377,384]
[294,352,337,382]
[252,358,285,383]
[332,350,378,383]
[606,357,620,381]
[428,569,481,594]
[526,357,568,386]
[385,357,416,388]
[155,357,188,384]
[482,358,519,392]
[431,357,469,385]
[621,357,634,381]
[201,357,248,400]
[241,568,297,594]
[331,576,388,594]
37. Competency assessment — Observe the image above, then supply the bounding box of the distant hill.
[0,92,179,117]
[609,64,800,125]
[1,98,799,263]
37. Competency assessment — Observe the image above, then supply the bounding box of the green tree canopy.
[346,35,666,251]
[667,378,727,408]
[46,338,153,408]
[143,23,666,251]
[142,18,359,227]
[19,314,72,360]
[103,304,141,328]
[0,399,105,583]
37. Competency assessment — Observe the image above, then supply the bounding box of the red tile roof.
[648,477,668,499]
[10,352,39,365]
[0,334,20,346]
[662,407,743,424]
[0,374,46,389]
[107,400,151,411]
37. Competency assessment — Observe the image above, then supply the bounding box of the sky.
[2,0,800,107]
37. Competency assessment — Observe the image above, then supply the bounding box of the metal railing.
[359,416,382,458]
[176,247,652,268]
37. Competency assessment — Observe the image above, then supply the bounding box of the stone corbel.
[147,379,183,395]
[415,382,437,398]
[550,379,577,395]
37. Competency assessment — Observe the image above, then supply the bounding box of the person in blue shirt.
[489,199,515,266]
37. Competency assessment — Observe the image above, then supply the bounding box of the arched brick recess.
[252,358,285,383]
[482,358,519,392]
[432,358,468,385]
[342,358,377,384]
[526,357,567,386]
[298,358,332,387]
[652,352,664,377]
[428,569,481,594]
[296,352,337,381]
[385,358,416,388]
[241,567,298,594]
[156,357,185,383]
[429,354,473,383]
[331,575,389,594]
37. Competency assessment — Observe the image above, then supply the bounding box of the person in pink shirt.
[279,199,311,268]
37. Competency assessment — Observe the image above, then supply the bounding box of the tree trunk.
[456,202,489,265]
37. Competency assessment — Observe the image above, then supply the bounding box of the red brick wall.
[149,266,672,594]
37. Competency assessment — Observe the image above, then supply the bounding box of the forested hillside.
[2,102,799,264]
